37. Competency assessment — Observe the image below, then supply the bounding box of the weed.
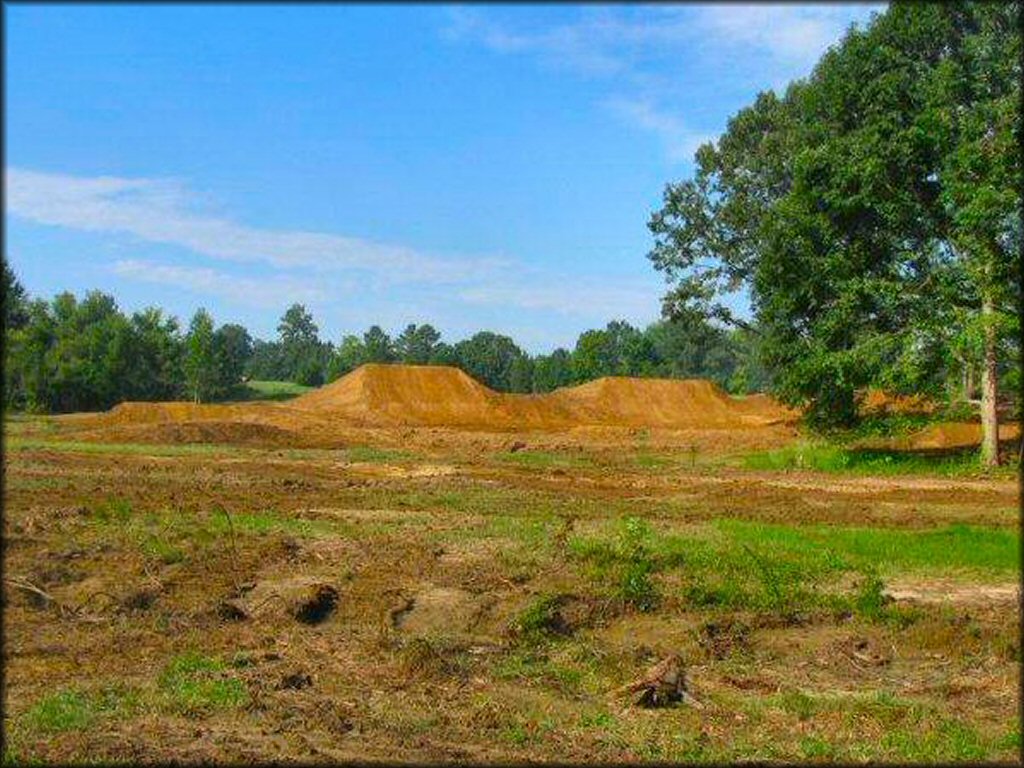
[511,594,568,640]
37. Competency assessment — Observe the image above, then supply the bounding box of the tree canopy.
[647,1,1019,462]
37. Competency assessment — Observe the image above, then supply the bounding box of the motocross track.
[3,366,1019,763]
[57,364,800,448]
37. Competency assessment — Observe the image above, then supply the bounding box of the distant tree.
[531,348,573,392]
[245,339,288,381]
[3,261,28,331]
[396,323,442,364]
[362,325,396,364]
[125,308,185,401]
[277,304,327,384]
[5,298,54,411]
[184,309,217,403]
[428,341,459,367]
[454,331,526,390]
[507,355,534,393]
[213,323,253,396]
[327,334,366,381]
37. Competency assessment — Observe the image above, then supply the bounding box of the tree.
[532,348,573,392]
[125,308,185,401]
[924,2,1020,464]
[213,323,253,397]
[184,309,217,403]
[276,304,326,384]
[362,325,396,364]
[454,331,526,390]
[3,261,28,331]
[507,355,534,393]
[395,323,442,364]
[647,2,1018,460]
[327,334,366,381]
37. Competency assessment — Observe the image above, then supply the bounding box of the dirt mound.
[291,364,795,430]
[906,421,1020,450]
[550,377,793,428]
[861,389,936,416]
[68,364,796,444]
[293,364,507,427]
[76,420,307,448]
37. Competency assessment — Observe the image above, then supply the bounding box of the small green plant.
[511,594,566,640]
[853,571,889,620]
[614,517,660,611]
[95,497,132,523]
[141,535,185,565]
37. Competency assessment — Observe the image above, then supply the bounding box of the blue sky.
[5,3,882,352]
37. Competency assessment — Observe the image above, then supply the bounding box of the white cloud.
[694,5,883,69]
[5,166,662,327]
[5,167,505,284]
[110,259,327,309]
[603,97,713,163]
[443,5,883,161]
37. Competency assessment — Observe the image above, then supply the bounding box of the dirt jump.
[67,364,798,445]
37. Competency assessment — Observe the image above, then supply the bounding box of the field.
[2,366,1020,763]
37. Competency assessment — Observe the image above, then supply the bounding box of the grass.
[228,379,313,402]
[345,445,414,463]
[741,441,1016,477]
[157,652,247,716]
[571,516,1019,620]
[494,450,594,469]
[5,436,245,457]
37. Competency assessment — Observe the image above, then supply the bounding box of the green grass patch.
[228,379,313,402]
[345,445,414,463]
[741,442,1014,477]
[572,516,1018,620]
[19,684,142,736]
[5,437,244,457]
[157,652,247,716]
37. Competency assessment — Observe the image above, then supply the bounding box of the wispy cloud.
[443,5,883,162]
[6,168,505,284]
[110,259,327,309]
[603,97,713,163]
[5,166,661,329]
[694,4,881,69]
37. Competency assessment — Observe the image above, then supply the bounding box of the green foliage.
[184,308,217,403]
[571,516,662,611]
[509,594,565,640]
[454,331,529,391]
[648,2,1020,428]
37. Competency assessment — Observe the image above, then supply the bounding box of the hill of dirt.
[291,364,794,429]
[66,363,798,444]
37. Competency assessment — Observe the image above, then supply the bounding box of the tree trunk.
[979,294,999,467]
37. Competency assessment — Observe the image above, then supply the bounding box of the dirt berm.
[288,364,794,429]
[80,364,796,440]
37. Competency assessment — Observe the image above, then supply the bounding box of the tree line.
[648,1,1019,465]
[2,263,766,413]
